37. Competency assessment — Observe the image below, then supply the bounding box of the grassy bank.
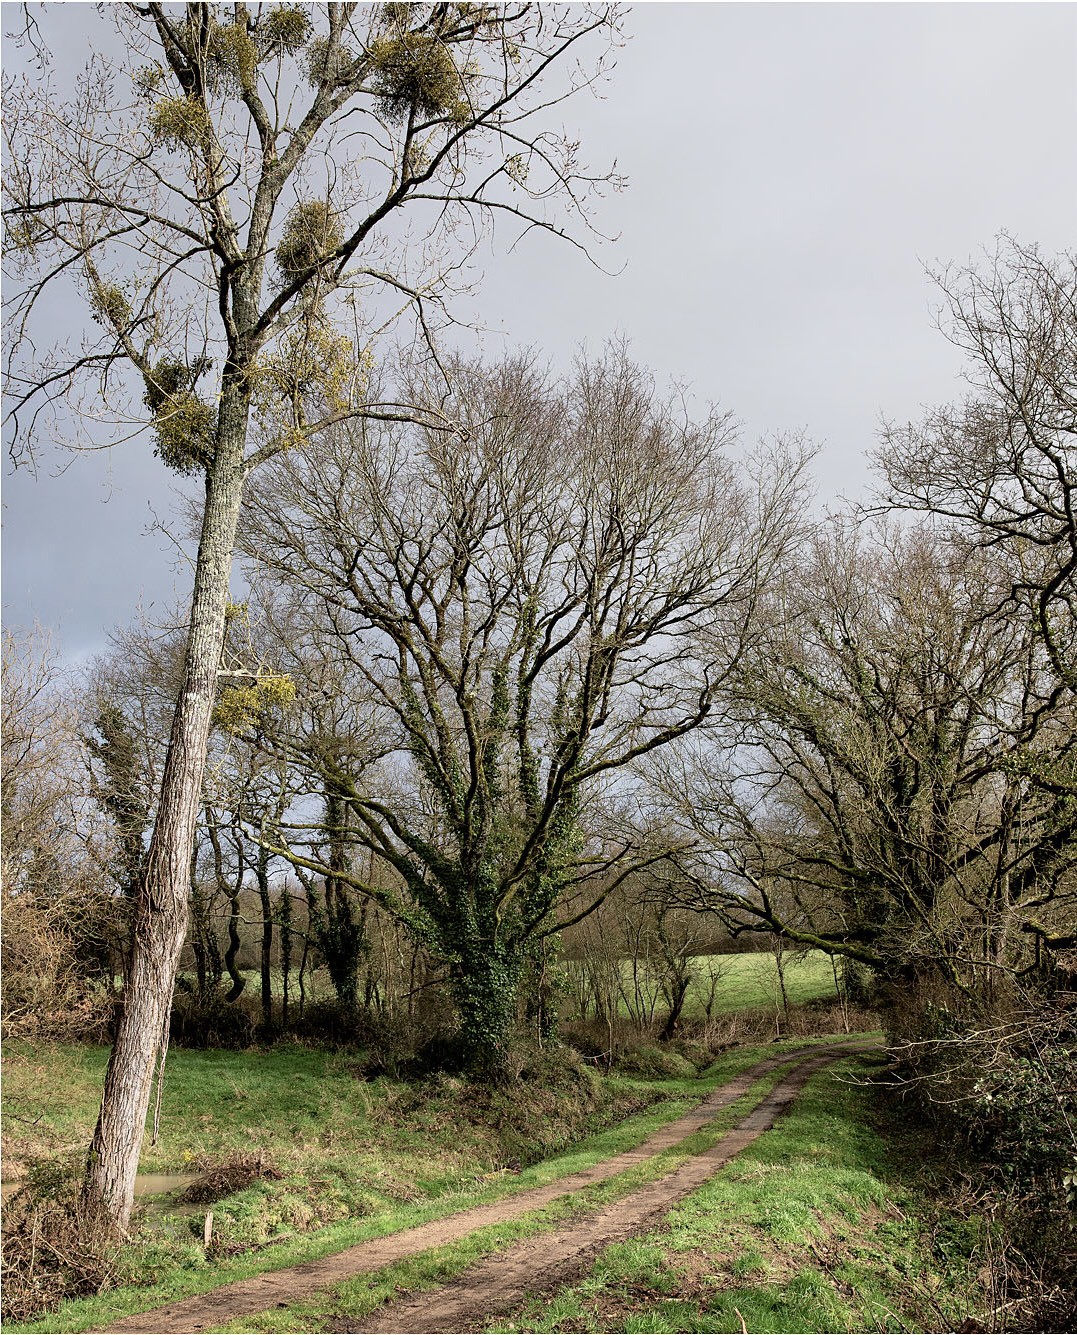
[6,1041,645,1185]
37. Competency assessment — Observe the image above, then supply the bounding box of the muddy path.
[101,1040,876,1335]
[349,1043,878,1334]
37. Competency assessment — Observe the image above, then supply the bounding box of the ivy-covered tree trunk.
[523,939,560,1043]
[454,935,523,1085]
[312,793,364,1013]
[83,702,151,970]
[189,863,223,1002]
[82,386,249,1230]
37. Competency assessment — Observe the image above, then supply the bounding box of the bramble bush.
[884,971,1077,1329]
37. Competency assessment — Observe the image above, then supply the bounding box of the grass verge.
[494,1052,989,1334]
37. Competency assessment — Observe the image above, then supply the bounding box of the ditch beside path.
[101,1039,879,1335]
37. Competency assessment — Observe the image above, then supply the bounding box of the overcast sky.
[3,2,1076,666]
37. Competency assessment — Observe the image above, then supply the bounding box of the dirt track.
[101,1039,876,1335]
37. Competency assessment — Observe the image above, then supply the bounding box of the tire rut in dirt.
[345,1044,877,1334]
[98,1040,873,1335]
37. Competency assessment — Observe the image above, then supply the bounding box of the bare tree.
[2,627,75,886]
[235,350,807,1078]
[668,519,1077,993]
[877,237,1076,694]
[3,2,621,1228]
[1,628,118,1035]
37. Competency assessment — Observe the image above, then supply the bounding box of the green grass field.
[196,949,841,1019]
[682,950,839,1016]
[561,949,840,1024]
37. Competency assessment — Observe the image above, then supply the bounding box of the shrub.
[169,994,255,1049]
[0,886,117,1042]
[178,1152,282,1205]
[880,973,1077,1330]
[0,1156,116,1323]
[615,1043,697,1079]
[287,997,353,1039]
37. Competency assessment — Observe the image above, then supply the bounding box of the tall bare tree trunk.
[256,839,274,1030]
[279,885,292,1030]
[82,398,248,1230]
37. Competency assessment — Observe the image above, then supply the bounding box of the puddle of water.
[2,1171,198,1207]
[132,1172,199,1198]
